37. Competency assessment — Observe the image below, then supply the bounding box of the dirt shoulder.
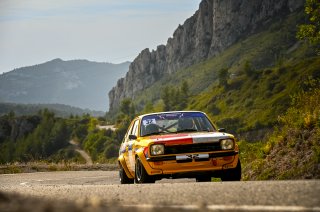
[0,163,118,174]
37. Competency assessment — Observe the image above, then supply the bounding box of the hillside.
[108,0,304,112]
[0,59,130,111]
[0,109,121,164]
[240,82,320,180]
[109,2,319,140]
[104,0,320,180]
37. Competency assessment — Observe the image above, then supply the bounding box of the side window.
[123,121,134,143]
[131,120,139,136]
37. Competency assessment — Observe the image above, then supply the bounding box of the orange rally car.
[118,111,241,184]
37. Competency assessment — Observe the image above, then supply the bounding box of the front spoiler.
[146,151,238,162]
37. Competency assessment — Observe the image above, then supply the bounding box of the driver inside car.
[177,117,196,131]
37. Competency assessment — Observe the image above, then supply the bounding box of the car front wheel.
[221,160,241,181]
[119,165,134,184]
[135,157,155,184]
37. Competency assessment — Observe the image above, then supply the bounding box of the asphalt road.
[0,171,319,211]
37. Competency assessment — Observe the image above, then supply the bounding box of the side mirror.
[218,128,226,132]
[129,134,137,140]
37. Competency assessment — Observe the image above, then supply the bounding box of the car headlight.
[220,139,234,150]
[150,144,165,155]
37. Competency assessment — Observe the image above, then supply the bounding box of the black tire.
[135,157,155,184]
[196,175,212,182]
[119,165,134,184]
[221,160,242,181]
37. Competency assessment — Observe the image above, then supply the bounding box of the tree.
[8,111,15,120]
[161,86,171,111]
[142,101,154,114]
[297,0,320,52]
[120,98,135,118]
[161,82,192,111]
[179,81,190,109]
[181,80,190,97]
[171,88,181,110]
[120,99,131,115]
[104,143,118,158]
[243,61,259,79]
[244,61,254,77]
[218,68,230,88]
[88,117,98,132]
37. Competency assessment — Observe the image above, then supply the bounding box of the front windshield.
[140,112,216,137]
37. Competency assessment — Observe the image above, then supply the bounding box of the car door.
[123,121,134,173]
[127,119,139,173]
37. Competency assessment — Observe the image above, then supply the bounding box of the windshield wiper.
[176,128,198,133]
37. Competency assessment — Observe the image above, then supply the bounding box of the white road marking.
[15,176,106,186]
[40,176,106,181]
[19,182,28,186]
[207,205,320,211]
[123,204,320,211]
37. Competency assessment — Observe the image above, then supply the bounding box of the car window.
[140,112,216,136]
[122,121,135,143]
[131,120,139,136]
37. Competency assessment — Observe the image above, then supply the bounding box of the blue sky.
[0,0,201,73]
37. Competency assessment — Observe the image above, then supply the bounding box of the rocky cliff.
[108,0,304,111]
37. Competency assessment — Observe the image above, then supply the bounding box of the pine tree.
[218,68,229,88]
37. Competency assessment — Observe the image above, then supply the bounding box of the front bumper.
[141,150,239,176]
[146,151,238,162]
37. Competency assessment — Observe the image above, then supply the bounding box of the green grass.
[241,85,320,180]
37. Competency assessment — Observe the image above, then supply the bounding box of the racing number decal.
[142,118,156,126]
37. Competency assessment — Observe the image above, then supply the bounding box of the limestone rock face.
[108,0,304,111]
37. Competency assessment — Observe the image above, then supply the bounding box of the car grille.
[164,143,221,155]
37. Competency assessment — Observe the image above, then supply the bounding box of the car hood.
[147,132,233,145]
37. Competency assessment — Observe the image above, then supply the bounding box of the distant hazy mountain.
[0,59,130,111]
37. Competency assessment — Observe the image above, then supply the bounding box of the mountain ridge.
[0,59,130,111]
